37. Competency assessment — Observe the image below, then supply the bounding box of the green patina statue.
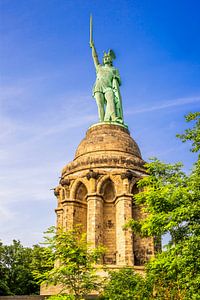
[90,16,124,125]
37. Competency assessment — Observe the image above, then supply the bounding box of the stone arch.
[75,182,87,202]
[100,177,116,265]
[70,179,88,235]
[101,178,115,202]
[129,177,140,194]
[97,175,115,194]
[70,178,88,199]
[131,183,139,201]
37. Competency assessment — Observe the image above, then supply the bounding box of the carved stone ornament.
[86,169,99,180]
[121,170,134,180]
[60,178,70,186]
[54,187,60,197]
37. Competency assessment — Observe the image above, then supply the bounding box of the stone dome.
[75,123,142,159]
[62,123,145,176]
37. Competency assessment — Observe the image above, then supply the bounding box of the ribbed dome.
[62,123,145,176]
[75,123,142,159]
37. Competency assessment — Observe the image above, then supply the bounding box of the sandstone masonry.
[41,123,156,295]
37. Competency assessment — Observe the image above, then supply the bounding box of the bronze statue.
[90,15,124,124]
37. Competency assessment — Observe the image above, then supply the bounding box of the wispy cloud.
[0,75,52,107]
[0,205,16,222]
[0,163,58,203]
[0,86,25,102]
[0,75,98,244]
[125,96,200,115]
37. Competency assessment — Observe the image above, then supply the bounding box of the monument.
[41,17,156,295]
[90,19,123,124]
[90,16,124,125]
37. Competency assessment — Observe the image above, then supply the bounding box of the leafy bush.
[46,295,75,300]
[102,268,152,300]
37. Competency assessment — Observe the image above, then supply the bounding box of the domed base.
[62,123,145,177]
[54,123,155,282]
[90,121,128,130]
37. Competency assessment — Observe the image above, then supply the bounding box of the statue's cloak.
[112,78,124,122]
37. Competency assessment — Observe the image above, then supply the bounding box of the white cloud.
[125,95,200,115]
[0,205,16,222]
[0,159,64,203]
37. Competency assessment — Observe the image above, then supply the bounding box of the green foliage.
[46,295,75,300]
[126,158,199,244]
[126,158,200,298]
[31,244,54,277]
[176,112,200,153]
[125,112,200,299]
[146,236,200,299]
[101,268,152,300]
[0,240,40,295]
[33,226,105,300]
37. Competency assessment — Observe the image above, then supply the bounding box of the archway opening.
[74,182,87,234]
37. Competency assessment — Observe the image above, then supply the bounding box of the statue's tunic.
[93,65,120,96]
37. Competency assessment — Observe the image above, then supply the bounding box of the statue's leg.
[94,92,105,122]
[104,90,117,121]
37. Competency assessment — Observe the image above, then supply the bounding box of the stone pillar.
[55,208,63,228]
[62,200,75,230]
[115,193,134,265]
[54,186,64,228]
[86,193,103,248]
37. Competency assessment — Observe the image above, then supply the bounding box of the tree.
[176,112,200,153]
[31,244,54,279]
[101,267,152,300]
[33,226,105,300]
[0,240,40,295]
[126,112,200,299]
[48,295,75,300]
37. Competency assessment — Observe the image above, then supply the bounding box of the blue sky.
[0,0,200,246]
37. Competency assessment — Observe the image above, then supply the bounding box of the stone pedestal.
[41,123,156,295]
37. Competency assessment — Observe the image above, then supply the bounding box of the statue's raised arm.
[90,15,99,69]
[89,15,125,126]
[90,40,100,69]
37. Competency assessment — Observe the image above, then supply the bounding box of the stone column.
[115,193,134,265]
[55,208,63,228]
[62,200,76,230]
[58,179,71,229]
[54,186,64,229]
[86,193,103,248]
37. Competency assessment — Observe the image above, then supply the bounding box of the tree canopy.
[0,240,41,295]
[33,226,105,300]
[125,112,200,299]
